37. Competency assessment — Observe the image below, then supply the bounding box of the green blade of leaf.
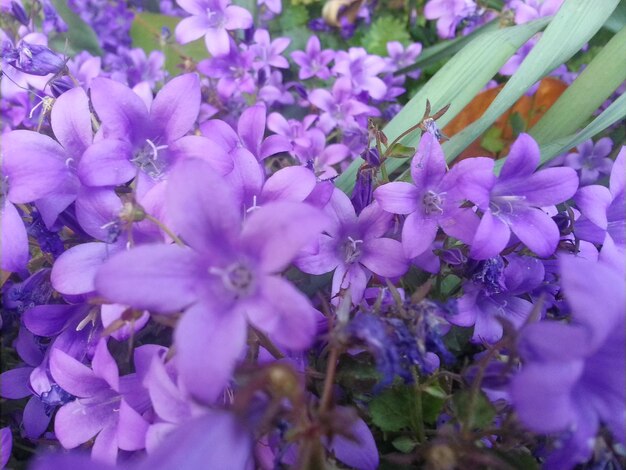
[49,0,103,56]
[395,20,500,75]
[130,12,208,74]
[529,25,626,145]
[336,17,551,194]
[442,0,621,163]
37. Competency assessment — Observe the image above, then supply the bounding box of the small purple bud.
[11,1,29,25]
[49,76,73,97]
[351,167,374,215]
[441,248,467,266]
[308,18,332,32]
[11,41,66,76]
[161,26,172,41]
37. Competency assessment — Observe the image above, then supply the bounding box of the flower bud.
[11,41,66,76]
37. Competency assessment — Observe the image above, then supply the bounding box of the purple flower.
[308,79,373,134]
[573,146,624,252]
[200,103,291,162]
[87,74,202,195]
[197,46,256,98]
[2,86,127,239]
[510,255,624,468]
[0,427,11,469]
[508,0,564,24]
[297,188,408,304]
[50,340,149,463]
[175,0,253,56]
[95,158,329,403]
[5,40,66,76]
[460,133,578,259]
[249,29,290,72]
[291,35,335,80]
[332,48,387,100]
[424,0,478,39]
[385,41,423,80]
[374,133,479,258]
[563,138,614,186]
[450,254,544,343]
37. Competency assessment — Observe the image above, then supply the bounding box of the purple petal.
[3,130,70,203]
[35,182,79,228]
[169,136,234,175]
[117,400,148,451]
[205,27,231,57]
[333,263,369,305]
[295,234,340,275]
[75,187,123,241]
[361,238,408,277]
[510,361,583,433]
[574,185,611,229]
[52,242,122,296]
[260,166,316,203]
[150,74,200,142]
[500,133,540,178]
[175,15,209,43]
[90,78,149,144]
[473,313,503,345]
[259,134,291,160]
[144,356,190,424]
[609,147,624,196]
[237,104,266,158]
[374,182,419,215]
[402,212,438,258]
[92,423,118,464]
[78,139,135,187]
[139,411,253,470]
[470,211,511,260]
[0,428,11,470]
[507,207,560,258]
[24,304,84,337]
[224,5,253,29]
[199,119,239,151]
[1,200,28,272]
[0,367,33,399]
[95,244,204,313]
[411,132,446,191]
[247,276,317,350]
[23,397,51,439]
[49,348,106,397]
[326,411,379,470]
[175,302,247,404]
[51,87,92,159]
[167,158,242,254]
[241,201,329,273]
[92,340,119,391]
[497,167,578,206]
[447,157,495,209]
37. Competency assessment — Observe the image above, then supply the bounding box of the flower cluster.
[0,1,624,470]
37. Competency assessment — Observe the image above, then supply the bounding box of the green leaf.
[336,17,550,194]
[422,385,446,424]
[529,25,626,147]
[439,274,461,297]
[509,111,527,136]
[49,0,103,56]
[396,20,500,74]
[604,0,626,32]
[451,390,496,430]
[363,16,411,56]
[386,143,416,158]
[443,0,621,163]
[392,436,418,453]
[370,387,414,432]
[481,126,506,153]
[130,13,208,74]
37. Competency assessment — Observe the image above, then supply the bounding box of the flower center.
[210,262,256,298]
[131,138,168,179]
[343,236,363,264]
[423,190,444,215]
